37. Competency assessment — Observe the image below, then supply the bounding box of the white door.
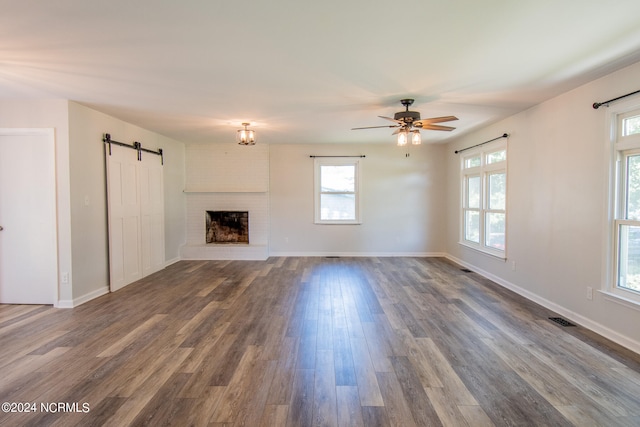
[0,130,57,304]
[105,144,143,291]
[105,143,164,292]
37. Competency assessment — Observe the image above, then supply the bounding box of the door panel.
[106,144,142,291]
[139,154,165,277]
[0,131,57,304]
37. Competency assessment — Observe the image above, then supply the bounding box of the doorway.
[0,129,58,304]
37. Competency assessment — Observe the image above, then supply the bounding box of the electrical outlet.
[511,261,516,271]
[587,286,593,300]
[62,272,69,284]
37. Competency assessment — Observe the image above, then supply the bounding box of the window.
[611,107,640,303]
[461,143,507,257]
[314,158,361,224]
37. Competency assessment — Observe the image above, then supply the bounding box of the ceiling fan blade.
[414,116,459,126]
[351,125,399,130]
[378,115,403,124]
[418,124,456,131]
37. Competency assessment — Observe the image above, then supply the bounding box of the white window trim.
[314,157,362,225]
[459,140,507,259]
[604,99,640,306]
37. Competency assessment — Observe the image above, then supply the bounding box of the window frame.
[460,141,507,258]
[607,103,640,306]
[314,157,362,225]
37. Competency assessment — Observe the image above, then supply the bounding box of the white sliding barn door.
[106,143,164,292]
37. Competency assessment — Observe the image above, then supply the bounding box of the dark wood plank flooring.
[1,257,640,426]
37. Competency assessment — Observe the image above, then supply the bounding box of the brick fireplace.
[180,143,269,260]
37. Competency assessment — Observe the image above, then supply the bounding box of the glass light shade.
[411,130,421,145]
[237,124,256,145]
[397,130,408,146]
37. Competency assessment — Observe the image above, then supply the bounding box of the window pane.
[623,115,640,137]
[321,165,354,192]
[464,210,480,243]
[320,193,355,220]
[627,155,640,220]
[488,172,506,210]
[618,224,640,292]
[464,156,481,169]
[486,212,505,250]
[467,176,480,209]
[486,150,506,164]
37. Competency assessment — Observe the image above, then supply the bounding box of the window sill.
[600,290,640,312]
[314,221,362,225]
[458,241,507,260]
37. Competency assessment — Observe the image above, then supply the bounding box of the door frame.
[0,128,59,305]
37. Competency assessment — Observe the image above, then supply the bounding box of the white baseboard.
[445,254,640,355]
[267,251,448,258]
[165,257,181,267]
[56,286,109,308]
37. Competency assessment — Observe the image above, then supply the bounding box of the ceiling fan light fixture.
[237,122,256,145]
[352,99,458,146]
[397,129,408,146]
[411,130,421,145]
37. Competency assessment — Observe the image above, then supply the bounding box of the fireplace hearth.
[205,211,249,244]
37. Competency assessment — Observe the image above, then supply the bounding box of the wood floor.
[1,257,640,426]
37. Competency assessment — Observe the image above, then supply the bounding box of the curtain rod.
[454,133,509,154]
[103,133,164,164]
[309,155,366,158]
[593,89,640,109]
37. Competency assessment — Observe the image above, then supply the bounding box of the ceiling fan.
[352,98,458,145]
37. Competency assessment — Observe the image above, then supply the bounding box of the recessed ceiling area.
[2,0,640,144]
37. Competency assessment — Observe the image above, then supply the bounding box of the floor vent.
[549,317,576,327]
[325,256,340,259]
[460,268,472,273]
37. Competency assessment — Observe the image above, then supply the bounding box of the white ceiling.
[2,0,640,145]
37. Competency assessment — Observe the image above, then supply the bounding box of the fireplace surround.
[181,191,268,260]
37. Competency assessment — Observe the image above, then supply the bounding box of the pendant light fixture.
[397,129,408,146]
[237,122,256,145]
[411,130,421,145]
[397,128,422,146]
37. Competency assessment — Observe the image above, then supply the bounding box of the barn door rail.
[103,133,164,164]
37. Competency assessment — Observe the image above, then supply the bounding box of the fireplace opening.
[205,211,249,244]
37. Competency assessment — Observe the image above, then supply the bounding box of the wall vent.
[549,317,576,327]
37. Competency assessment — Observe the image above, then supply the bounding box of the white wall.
[445,60,640,351]
[269,143,447,255]
[68,102,186,303]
